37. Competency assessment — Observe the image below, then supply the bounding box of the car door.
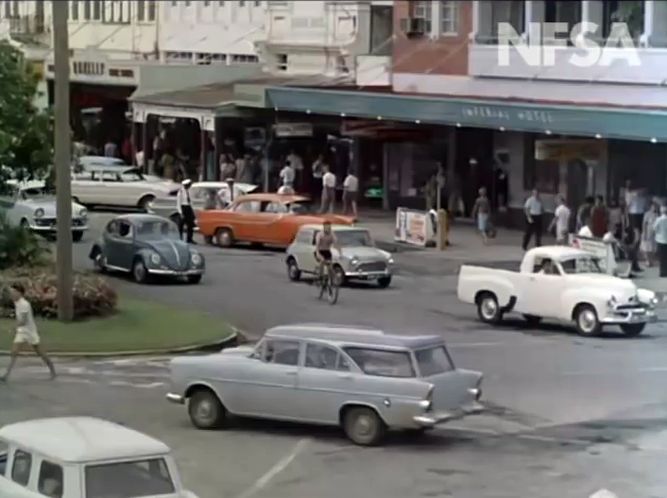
[72,171,102,204]
[105,220,135,270]
[230,338,300,420]
[228,199,263,241]
[296,342,356,424]
[519,259,567,318]
[300,229,319,274]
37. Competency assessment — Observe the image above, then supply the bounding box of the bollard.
[437,209,449,250]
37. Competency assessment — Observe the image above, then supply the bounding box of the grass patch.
[0,297,234,353]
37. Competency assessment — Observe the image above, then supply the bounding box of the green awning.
[267,87,667,142]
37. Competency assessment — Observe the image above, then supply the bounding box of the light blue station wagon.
[167,324,483,446]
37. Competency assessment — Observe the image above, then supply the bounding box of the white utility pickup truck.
[457,246,658,337]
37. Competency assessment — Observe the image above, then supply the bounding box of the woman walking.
[642,200,660,267]
[472,187,491,244]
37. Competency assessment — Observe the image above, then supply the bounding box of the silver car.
[166,323,483,446]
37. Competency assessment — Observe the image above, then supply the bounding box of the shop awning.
[266,86,667,142]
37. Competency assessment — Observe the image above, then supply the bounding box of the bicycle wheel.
[327,275,339,305]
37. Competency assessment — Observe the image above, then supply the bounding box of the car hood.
[140,239,192,270]
[340,246,390,261]
[568,273,638,301]
[23,197,87,217]
[221,346,255,356]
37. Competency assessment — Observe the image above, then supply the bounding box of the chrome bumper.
[345,270,391,279]
[166,392,185,404]
[30,225,88,232]
[412,402,484,427]
[148,268,204,276]
[601,308,657,324]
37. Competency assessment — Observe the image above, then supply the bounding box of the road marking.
[234,438,309,498]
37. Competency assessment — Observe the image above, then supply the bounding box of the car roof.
[526,246,590,260]
[266,324,444,350]
[112,213,168,224]
[78,156,126,165]
[236,193,310,203]
[193,181,257,190]
[299,224,368,232]
[84,164,138,173]
[0,417,170,463]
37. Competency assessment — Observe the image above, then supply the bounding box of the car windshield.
[560,256,603,274]
[335,230,374,247]
[120,169,145,182]
[415,346,454,376]
[344,347,415,378]
[85,458,175,498]
[286,201,312,214]
[135,220,179,240]
[20,186,52,199]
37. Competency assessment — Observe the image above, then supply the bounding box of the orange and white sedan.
[197,193,354,248]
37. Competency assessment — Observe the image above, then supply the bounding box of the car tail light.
[468,377,483,401]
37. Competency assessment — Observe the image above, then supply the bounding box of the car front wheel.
[132,259,149,284]
[215,228,234,248]
[287,258,301,281]
[93,251,107,273]
[188,389,227,429]
[574,304,601,336]
[343,406,386,446]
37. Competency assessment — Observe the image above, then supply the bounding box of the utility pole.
[53,1,73,321]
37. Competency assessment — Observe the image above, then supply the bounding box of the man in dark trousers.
[522,189,543,250]
[176,179,196,244]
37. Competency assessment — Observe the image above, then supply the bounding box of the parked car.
[286,224,394,288]
[166,323,483,446]
[89,214,205,284]
[197,193,354,248]
[73,156,163,183]
[0,180,88,242]
[457,246,658,337]
[148,181,258,225]
[0,416,198,498]
[72,166,179,210]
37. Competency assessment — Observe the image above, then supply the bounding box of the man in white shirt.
[286,150,303,187]
[320,166,337,214]
[279,161,295,190]
[1,283,56,382]
[522,189,543,250]
[176,179,196,243]
[342,170,359,218]
[548,195,571,244]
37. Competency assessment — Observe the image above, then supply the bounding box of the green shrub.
[0,215,50,270]
[0,268,118,319]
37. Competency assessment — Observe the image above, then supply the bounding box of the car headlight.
[651,296,659,307]
[349,257,359,267]
[191,252,202,265]
[149,252,161,265]
[388,257,394,265]
[34,208,44,219]
[79,208,88,219]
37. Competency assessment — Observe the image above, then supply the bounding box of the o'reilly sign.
[497,22,641,67]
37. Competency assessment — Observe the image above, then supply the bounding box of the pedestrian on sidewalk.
[641,200,659,267]
[576,196,594,232]
[343,169,359,219]
[176,179,196,244]
[591,195,608,238]
[471,187,491,244]
[522,189,543,250]
[549,195,571,245]
[653,205,667,277]
[311,154,326,200]
[320,166,336,214]
[279,160,295,193]
[1,283,56,382]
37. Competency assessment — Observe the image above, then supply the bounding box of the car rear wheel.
[287,258,301,281]
[574,304,601,336]
[620,323,645,337]
[377,276,392,288]
[476,292,502,324]
[132,258,149,284]
[342,406,386,446]
[215,228,234,248]
[188,389,227,430]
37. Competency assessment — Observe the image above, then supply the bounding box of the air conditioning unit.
[399,17,431,37]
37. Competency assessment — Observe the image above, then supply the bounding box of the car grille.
[615,303,647,311]
[35,218,85,228]
[72,218,86,227]
[357,261,387,272]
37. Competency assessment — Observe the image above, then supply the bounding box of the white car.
[0,417,198,498]
[457,246,658,337]
[0,180,88,242]
[73,156,163,183]
[286,224,394,288]
[72,166,179,210]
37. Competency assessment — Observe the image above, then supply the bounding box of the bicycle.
[316,260,339,305]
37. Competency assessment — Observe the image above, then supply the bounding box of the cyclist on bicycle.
[314,221,341,279]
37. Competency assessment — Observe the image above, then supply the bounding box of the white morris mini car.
[167,323,483,446]
[71,166,179,210]
[0,417,198,498]
[457,246,658,337]
[0,180,88,242]
[286,225,394,288]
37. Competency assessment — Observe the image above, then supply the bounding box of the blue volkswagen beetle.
[89,214,205,284]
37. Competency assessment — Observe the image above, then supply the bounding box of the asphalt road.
[2,212,667,498]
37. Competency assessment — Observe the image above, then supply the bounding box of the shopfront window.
[603,0,644,40]
[524,137,559,194]
[490,0,524,43]
[544,0,582,44]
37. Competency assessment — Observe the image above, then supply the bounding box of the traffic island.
[0,297,237,356]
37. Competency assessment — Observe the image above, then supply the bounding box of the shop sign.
[569,234,617,275]
[273,123,313,138]
[395,208,435,247]
[461,105,555,125]
[535,139,605,161]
